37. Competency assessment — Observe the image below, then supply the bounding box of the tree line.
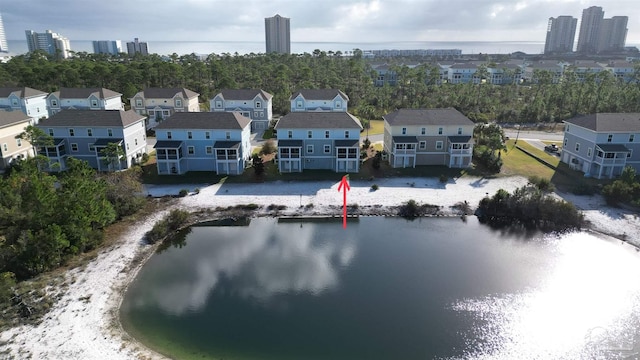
[2,50,640,122]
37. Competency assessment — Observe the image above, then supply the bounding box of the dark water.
[120,217,640,360]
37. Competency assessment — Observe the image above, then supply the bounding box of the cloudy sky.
[2,0,639,44]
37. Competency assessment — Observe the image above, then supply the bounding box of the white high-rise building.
[265,14,290,54]
[576,6,604,54]
[126,38,149,56]
[0,13,8,53]
[544,16,577,54]
[93,40,123,55]
[596,16,628,53]
[25,29,72,58]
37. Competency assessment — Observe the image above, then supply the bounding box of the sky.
[1,0,639,44]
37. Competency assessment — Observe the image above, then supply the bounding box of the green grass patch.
[365,120,385,136]
[501,140,556,179]
[262,129,275,139]
[514,140,560,167]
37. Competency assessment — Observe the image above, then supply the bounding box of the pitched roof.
[450,63,478,69]
[51,87,122,99]
[138,88,199,99]
[383,108,474,126]
[290,89,349,101]
[216,89,273,100]
[0,87,48,98]
[564,113,640,132]
[0,110,32,128]
[155,112,251,130]
[40,110,145,128]
[275,112,363,130]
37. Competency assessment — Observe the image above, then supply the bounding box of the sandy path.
[1,175,638,359]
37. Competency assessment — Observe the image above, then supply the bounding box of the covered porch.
[213,141,244,175]
[277,140,302,173]
[390,136,417,168]
[154,140,185,175]
[590,144,630,179]
[447,136,473,168]
[93,138,126,172]
[335,139,360,173]
[38,138,68,172]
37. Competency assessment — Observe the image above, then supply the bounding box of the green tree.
[100,142,125,171]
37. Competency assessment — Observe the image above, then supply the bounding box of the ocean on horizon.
[6,40,552,57]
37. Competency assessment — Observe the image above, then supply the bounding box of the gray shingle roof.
[275,112,363,130]
[596,144,630,152]
[0,110,32,128]
[155,112,251,130]
[383,108,474,126]
[290,89,349,101]
[217,89,273,100]
[52,88,122,99]
[139,88,199,99]
[40,110,145,128]
[564,113,640,132]
[0,87,48,98]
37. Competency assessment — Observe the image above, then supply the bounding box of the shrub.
[528,176,555,192]
[362,138,371,150]
[140,153,150,165]
[146,209,191,244]
[260,139,277,155]
[439,174,448,183]
[371,184,379,191]
[572,181,595,195]
[372,151,382,169]
[178,189,189,197]
[399,199,420,218]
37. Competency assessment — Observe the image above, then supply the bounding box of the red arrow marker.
[337,175,351,229]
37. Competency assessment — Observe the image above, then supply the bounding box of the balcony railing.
[594,157,627,166]
[449,149,472,155]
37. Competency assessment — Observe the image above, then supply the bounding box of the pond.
[120,217,640,360]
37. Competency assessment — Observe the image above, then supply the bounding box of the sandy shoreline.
[1,175,639,360]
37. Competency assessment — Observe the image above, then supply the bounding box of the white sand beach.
[1,175,639,360]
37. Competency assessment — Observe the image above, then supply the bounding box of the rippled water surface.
[120,217,640,360]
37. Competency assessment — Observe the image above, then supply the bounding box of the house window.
[324,144,331,153]
[48,128,54,136]
[421,127,426,135]
[51,99,58,107]
[254,111,259,118]
[135,139,138,146]
[126,143,130,150]
[564,138,568,147]
[566,125,570,132]
[458,127,463,135]
[205,131,210,139]
[297,101,303,108]
[206,146,213,155]
[325,131,330,139]
[307,145,314,153]
[336,101,341,108]
[188,131,193,139]
[69,128,75,137]
[419,141,426,150]
[87,129,93,136]
[575,143,580,152]
[71,143,78,152]
[16,138,22,147]
[215,101,222,108]
[628,149,633,158]
[135,99,142,107]
[587,148,592,157]
[402,127,407,135]
[345,131,349,139]
[436,141,443,150]
[188,146,195,155]
[288,131,293,139]
[630,134,635,142]
[438,127,443,135]
[607,134,613,143]
[91,99,98,107]
[256,102,261,108]
[89,144,95,152]
[2,144,6,152]
[108,129,113,137]
[308,131,313,139]
[176,99,182,107]
[225,132,230,140]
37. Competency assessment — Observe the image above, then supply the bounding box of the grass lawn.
[364,120,384,136]
[500,140,556,179]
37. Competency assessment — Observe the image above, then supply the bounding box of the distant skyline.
[1,1,639,46]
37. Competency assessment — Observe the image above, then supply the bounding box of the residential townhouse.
[523,62,564,83]
[570,60,605,82]
[290,89,349,112]
[0,87,48,123]
[274,112,363,173]
[561,113,640,179]
[37,110,147,172]
[603,61,636,82]
[0,110,33,171]
[447,63,479,84]
[130,87,200,129]
[153,112,252,175]
[47,87,124,116]
[210,89,273,131]
[383,108,474,168]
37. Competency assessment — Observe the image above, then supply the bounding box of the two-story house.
[153,112,251,175]
[37,110,147,172]
[0,87,49,123]
[561,113,640,179]
[129,87,200,129]
[383,108,474,168]
[47,87,124,117]
[274,112,363,173]
[209,89,273,131]
[0,110,34,172]
[290,89,349,112]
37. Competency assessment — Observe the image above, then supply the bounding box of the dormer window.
[11,98,18,106]
[175,98,182,107]
[91,99,99,107]
[256,102,262,108]
[216,101,222,108]
[51,99,58,107]
[135,99,143,107]
[297,101,303,108]
[336,101,341,108]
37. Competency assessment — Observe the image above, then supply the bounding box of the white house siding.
[0,121,33,170]
[290,95,347,112]
[122,120,148,167]
[210,95,273,132]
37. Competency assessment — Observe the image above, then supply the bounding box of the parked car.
[544,144,559,153]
